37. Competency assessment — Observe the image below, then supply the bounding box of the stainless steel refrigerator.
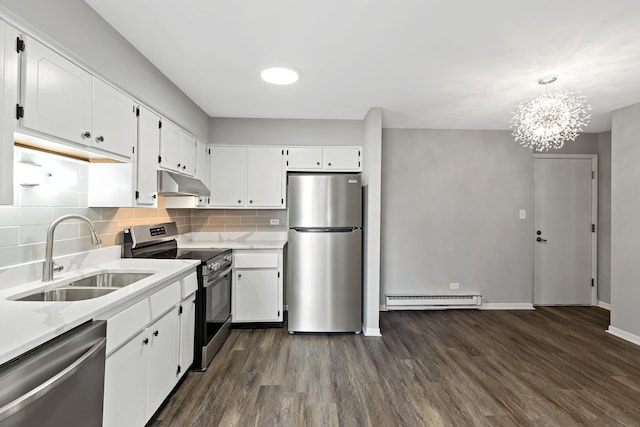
[287,173,362,333]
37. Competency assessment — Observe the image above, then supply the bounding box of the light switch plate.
[450,282,460,289]
[519,209,526,219]
[270,219,280,225]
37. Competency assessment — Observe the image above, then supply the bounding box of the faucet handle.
[53,263,64,273]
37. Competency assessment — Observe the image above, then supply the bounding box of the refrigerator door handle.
[292,227,358,233]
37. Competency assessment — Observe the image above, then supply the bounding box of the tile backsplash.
[0,147,287,269]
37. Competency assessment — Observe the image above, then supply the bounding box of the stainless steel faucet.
[42,215,102,281]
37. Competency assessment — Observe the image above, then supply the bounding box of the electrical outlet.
[519,209,526,219]
[450,282,460,289]
[269,219,280,225]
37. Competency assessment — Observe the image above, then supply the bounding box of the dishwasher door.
[0,320,107,427]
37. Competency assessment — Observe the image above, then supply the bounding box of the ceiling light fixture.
[261,67,299,85]
[510,75,591,151]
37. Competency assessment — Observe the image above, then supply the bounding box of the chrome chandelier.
[510,75,591,151]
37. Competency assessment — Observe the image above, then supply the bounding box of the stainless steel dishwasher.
[0,320,107,427]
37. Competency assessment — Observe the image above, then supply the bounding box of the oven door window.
[205,270,231,342]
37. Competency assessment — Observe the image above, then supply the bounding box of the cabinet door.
[92,78,137,159]
[323,147,361,170]
[159,120,181,172]
[136,107,160,206]
[179,293,196,376]
[287,147,322,170]
[147,306,180,420]
[103,329,149,427]
[195,140,209,184]
[247,147,284,207]
[180,132,197,176]
[209,146,246,207]
[234,269,280,322]
[21,36,92,145]
[1,24,18,205]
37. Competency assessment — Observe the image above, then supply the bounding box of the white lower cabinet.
[103,329,148,427]
[146,306,180,418]
[103,273,196,427]
[232,249,283,323]
[178,292,196,374]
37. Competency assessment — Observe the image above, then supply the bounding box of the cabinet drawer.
[181,272,198,297]
[106,298,151,355]
[150,281,181,319]
[234,252,278,268]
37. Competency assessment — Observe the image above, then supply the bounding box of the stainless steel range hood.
[158,170,210,196]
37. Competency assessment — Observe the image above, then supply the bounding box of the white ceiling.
[85,0,640,132]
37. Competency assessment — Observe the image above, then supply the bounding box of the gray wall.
[597,132,612,304]
[0,0,209,139]
[381,129,534,304]
[210,117,363,146]
[610,103,640,337]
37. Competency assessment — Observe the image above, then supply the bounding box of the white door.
[195,140,209,184]
[233,269,279,322]
[21,36,92,145]
[287,147,323,170]
[92,78,137,159]
[209,146,246,207]
[146,306,180,419]
[179,293,196,374]
[136,107,159,206]
[534,157,594,305]
[179,132,197,176]
[103,330,149,427]
[247,147,284,207]
[323,147,361,170]
[159,120,181,172]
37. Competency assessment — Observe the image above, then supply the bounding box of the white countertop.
[0,249,198,366]
[178,231,287,250]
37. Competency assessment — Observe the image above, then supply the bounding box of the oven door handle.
[203,266,232,288]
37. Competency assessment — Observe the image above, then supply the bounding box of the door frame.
[533,153,598,306]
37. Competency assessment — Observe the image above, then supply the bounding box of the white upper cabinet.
[159,119,197,176]
[19,36,137,160]
[136,106,160,206]
[286,146,362,171]
[92,78,137,159]
[0,23,19,205]
[209,146,285,209]
[20,35,92,145]
[286,147,323,170]
[195,140,208,184]
[246,147,285,207]
[209,146,246,207]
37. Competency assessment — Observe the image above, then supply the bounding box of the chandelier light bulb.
[510,76,591,151]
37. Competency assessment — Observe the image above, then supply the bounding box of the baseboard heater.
[385,294,482,310]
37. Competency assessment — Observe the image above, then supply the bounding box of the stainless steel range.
[122,222,231,371]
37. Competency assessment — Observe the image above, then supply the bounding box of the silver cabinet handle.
[0,337,105,422]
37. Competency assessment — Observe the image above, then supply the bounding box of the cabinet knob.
[82,131,91,139]
[238,200,242,204]
[328,162,332,166]
[238,274,242,279]
[152,194,157,199]
[153,330,159,337]
[249,200,253,204]
[182,165,186,170]
[177,163,181,168]
[96,135,104,143]
[143,338,149,345]
[316,162,320,165]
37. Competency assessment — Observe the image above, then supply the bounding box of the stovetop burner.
[145,247,229,261]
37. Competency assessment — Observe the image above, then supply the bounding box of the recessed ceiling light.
[261,67,299,85]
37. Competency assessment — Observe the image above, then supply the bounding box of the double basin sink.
[14,272,152,302]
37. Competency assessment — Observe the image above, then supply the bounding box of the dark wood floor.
[149,307,640,426]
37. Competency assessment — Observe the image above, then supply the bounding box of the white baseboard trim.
[480,303,535,310]
[607,326,640,346]
[363,328,382,337]
[597,301,611,310]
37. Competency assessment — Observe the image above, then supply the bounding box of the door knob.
[536,237,547,242]
[536,230,542,235]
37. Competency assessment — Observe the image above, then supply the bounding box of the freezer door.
[287,228,362,332]
[288,173,361,228]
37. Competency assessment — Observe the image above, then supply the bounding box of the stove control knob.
[212,262,220,272]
